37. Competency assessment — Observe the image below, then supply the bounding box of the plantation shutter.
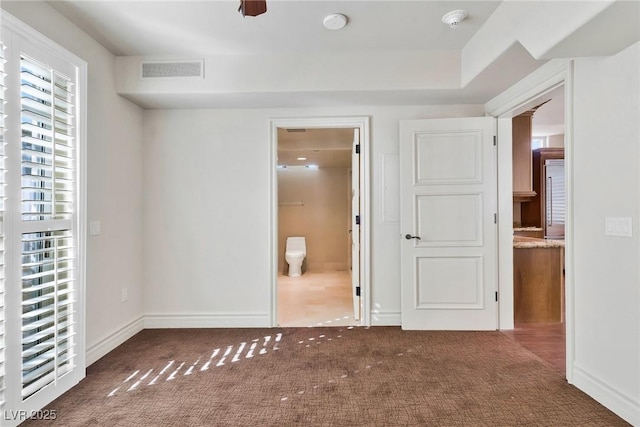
[0,42,7,411]
[0,12,85,423]
[0,13,86,423]
[19,54,78,400]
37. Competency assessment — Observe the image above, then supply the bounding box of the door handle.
[405,234,421,240]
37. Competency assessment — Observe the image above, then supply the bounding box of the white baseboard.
[85,311,401,367]
[86,315,144,366]
[370,311,401,326]
[573,362,640,426]
[144,313,272,328]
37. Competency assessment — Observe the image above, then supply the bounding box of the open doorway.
[270,117,370,328]
[505,85,567,374]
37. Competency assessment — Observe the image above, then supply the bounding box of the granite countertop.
[513,227,544,232]
[513,236,565,248]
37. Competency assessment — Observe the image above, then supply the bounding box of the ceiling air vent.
[141,60,204,79]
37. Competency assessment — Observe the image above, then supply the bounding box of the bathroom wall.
[278,166,350,273]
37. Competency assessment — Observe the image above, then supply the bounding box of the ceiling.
[277,128,353,168]
[531,86,564,137]
[48,1,501,57]
[37,0,637,114]
[40,0,571,160]
[44,0,541,107]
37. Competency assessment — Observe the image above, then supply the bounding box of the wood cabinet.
[513,229,544,239]
[521,147,564,237]
[512,111,537,202]
[514,246,564,323]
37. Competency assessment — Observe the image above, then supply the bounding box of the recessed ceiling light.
[323,13,348,30]
[297,157,307,161]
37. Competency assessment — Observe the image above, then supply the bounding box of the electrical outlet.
[605,217,633,237]
[121,288,128,303]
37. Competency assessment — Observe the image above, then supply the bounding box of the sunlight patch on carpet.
[106,327,403,403]
[107,332,283,397]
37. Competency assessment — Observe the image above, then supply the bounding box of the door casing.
[269,116,371,327]
[485,59,574,382]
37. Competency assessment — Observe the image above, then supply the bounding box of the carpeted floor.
[24,327,629,426]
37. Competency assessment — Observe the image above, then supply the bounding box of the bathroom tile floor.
[278,270,360,327]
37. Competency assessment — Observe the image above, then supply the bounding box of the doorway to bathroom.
[270,117,370,327]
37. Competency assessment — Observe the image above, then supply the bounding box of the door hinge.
[494,213,497,224]
[356,286,361,297]
[355,215,360,225]
[495,291,498,302]
[355,144,360,154]
[493,135,497,146]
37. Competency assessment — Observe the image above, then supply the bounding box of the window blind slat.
[22,371,55,399]
[22,341,55,359]
[21,325,55,346]
[21,71,52,93]
[20,59,51,81]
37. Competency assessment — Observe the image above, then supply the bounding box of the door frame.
[485,59,575,382]
[269,116,371,327]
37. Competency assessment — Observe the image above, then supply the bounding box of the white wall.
[572,42,640,425]
[0,2,146,363]
[142,104,483,327]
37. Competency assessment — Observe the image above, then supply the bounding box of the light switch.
[89,220,101,236]
[605,217,633,237]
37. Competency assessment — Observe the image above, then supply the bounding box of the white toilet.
[285,236,306,277]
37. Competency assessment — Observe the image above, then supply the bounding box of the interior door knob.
[405,234,421,240]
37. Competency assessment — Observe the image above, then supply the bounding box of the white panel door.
[351,128,361,320]
[400,117,497,330]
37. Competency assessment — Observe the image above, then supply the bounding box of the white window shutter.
[20,56,75,222]
[0,12,86,423]
[0,41,7,412]
[19,55,78,401]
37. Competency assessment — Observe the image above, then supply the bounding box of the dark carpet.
[24,327,629,426]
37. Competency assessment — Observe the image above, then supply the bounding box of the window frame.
[1,12,86,423]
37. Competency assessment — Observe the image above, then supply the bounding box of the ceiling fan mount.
[238,0,267,17]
